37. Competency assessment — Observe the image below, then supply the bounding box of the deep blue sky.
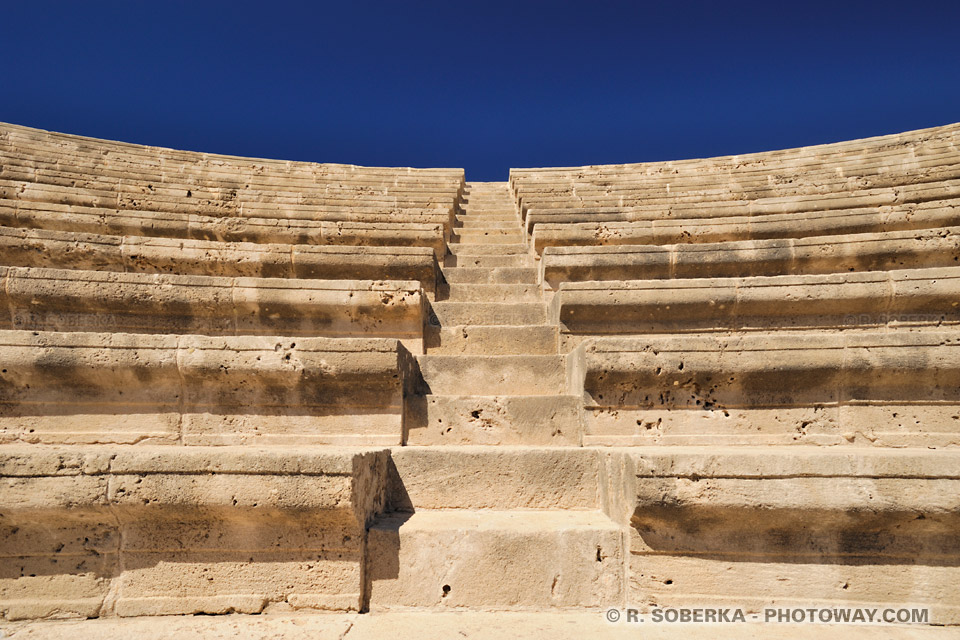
[4,1,958,181]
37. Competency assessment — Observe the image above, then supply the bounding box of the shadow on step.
[632,505,960,567]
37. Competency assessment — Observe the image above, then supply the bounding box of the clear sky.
[3,1,958,181]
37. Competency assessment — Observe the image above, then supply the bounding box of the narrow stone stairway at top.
[405,181,581,445]
[369,183,624,611]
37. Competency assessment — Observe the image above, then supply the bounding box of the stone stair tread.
[444,283,540,302]
[424,324,557,355]
[444,254,533,267]
[366,509,624,609]
[416,354,567,395]
[441,266,538,284]
[405,394,581,445]
[449,243,529,255]
[429,301,547,325]
[371,508,620,529]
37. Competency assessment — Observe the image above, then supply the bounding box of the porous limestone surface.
[1,124,959,629]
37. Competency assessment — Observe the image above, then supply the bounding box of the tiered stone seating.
[574,331,960,447]
[0,124,462,290]
[628,447,960,622]
[507,124,960,624]
[0,125,437,622]
[552,267,960,335]
[0,267,423,339]
[0,123,463,242]
[0,446,389,617]
[2,122,959,633]
[0,226,439,289]
[0,331,414,446]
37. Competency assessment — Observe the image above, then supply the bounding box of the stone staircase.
[2,124,958,634]
[366,447,628,610]
[382,183,625,611]
[409,182,580,446]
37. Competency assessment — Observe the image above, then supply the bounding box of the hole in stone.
[442,584,451,597]
[596,547,602,562]
[664,579,673,585]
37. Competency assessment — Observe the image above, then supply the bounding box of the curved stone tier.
[541,226,960,288]
[0,331,415,446]
[0,267,424,341]
[552,266,960,336]
[0,446,389,618]
[574,331,960,447]
[532,199,960,252]
[0,226,440,291]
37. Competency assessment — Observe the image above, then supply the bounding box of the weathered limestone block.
[574,331,960,446]
[530,200,960,252]
[0,446,389,619]
[404,394,582,445]
[552,267,960,335]
[416,355,569,396]
[0,331,414,445]
[384,447,619,511]
[425,325,558,355]
[626,447,960,623]
[0,267,424,343]
[0,226,440,292]
[541,226,960,288]
[366,510,624,610]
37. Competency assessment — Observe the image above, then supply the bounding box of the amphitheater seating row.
[0,123,463,259]
[0,445,390,617]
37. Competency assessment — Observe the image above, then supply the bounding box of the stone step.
[454,227,525,239]
[455,212,517,222]
[0,330,411,446]
[460,207,517,216]
[366,509,623,610]
[428,301,547,325]
[0,226,441,293]
[442,266,538,284]
[577,330,960,448]
[461,191,511,198]
[448,243,529,256]
[450,232,525,245]
[444,254,533,268]
[0,266,424,340]
[425,325,558,355]
[455,218,518,229]
[0,200,449,252]
[553,266,960,334]
[444,283,540,302]
[405,394,581,444]
[416,354,567,395]
[541,226,960,287]
[464,182,510,189]
[384,446,613,510]
[0,445,390,618]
